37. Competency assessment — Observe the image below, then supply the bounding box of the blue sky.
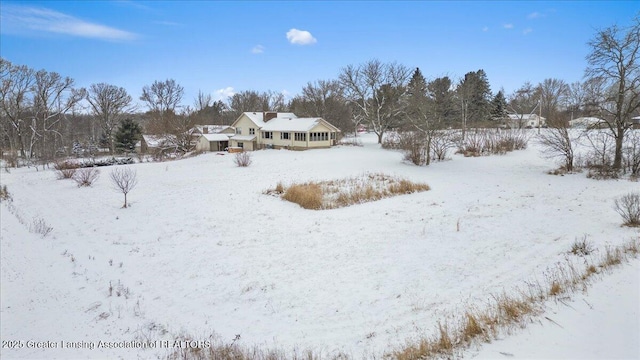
[1,1,638,109]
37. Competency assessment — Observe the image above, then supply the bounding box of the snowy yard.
[1,132,638,359]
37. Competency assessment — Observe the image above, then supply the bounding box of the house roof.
[200,134,231,142]
[570,117,604,124]
[507,114,546,121]
[230,135,257,141]
[192,125,232,134]
[261,117,329,132]
[240,112,298,128]
[142,134,176,148]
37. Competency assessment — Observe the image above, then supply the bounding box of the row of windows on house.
[235,128,334,141]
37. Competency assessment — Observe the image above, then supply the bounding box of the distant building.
[505,114,546,129]
[228,112,341,151]
[569,117,606,129]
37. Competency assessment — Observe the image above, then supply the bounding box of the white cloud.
[251,45,265,54]
[482,26,489,32]
[503,23,514,29]
[286,28,317,45]
[214,87,235,101]
[1,5,137,41]
[528,12,542,19]
[523,28,533,35]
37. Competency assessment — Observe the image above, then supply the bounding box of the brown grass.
[273,173,430,210]
[282,183,323,210]
[549,281,562,296]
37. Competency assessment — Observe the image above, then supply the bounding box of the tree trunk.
[377,132,383,144]
[614,128,624,169]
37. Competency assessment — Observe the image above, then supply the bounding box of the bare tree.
[31,69,86,164]
[110,167,138,208]
[140,79,184,134]
[507,82,540,129]
[0,58,34,159]
[339,59,411,143]
[537,119,579,172]
[539,78,569,124]
[86,83,133,154]
[289,79,351,132]
[585,14,640,170]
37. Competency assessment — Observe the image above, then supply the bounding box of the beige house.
[506,114,546,129]
[195,134,231,152]
[192,124,234,152]
[229,112,340,150]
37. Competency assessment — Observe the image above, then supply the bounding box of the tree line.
[1,14,638,170]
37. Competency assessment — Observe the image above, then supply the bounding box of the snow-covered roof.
[200,134,231,142]
[261,117,327,132]
[192,125,232,134]
[142,135,176,147]
[569,117,605,127]
[507,114,546,121]
[230,135,257,141]
[242,112,298,128]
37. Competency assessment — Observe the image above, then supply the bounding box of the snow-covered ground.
[1,132,638,359]
[469,258,640,359]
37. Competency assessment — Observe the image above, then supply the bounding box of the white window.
[262,132,273,139]
[249,128,255,135]
[281,132,290,140]
[236,127,242,135]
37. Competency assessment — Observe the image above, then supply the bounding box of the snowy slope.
[1,132,638,359]
[468,258,640,359]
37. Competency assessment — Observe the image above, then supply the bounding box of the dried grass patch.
[269,173,430,210]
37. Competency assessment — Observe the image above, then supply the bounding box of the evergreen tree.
[114,118,142,153]
[490,90,508,121]
[457,70,492,127]
[427,76,457,127]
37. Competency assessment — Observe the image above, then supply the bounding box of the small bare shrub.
[73,167,100,187]
[431,130,458,161]
[110,167,138,208]
[233,151,252,167]
[569,236,595,256]
[538,125,578,172]
[0,185,11,202]
[53,160,79,179]
[623,130,640,177]
[381,131,401,149]
[399,131,427,165]
[584,130,618,179]
[30,217,53,237]
[614,192,640,227]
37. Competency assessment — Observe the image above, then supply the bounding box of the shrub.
[623,130,640,177]
[399,131,427,165]
[30,217,53,237]
[233,151,252,167]
[584,131,618,179]
[614,192,640,227]
[569,236,595,256]
[73,168,100,187]
[53,160,79,179]
[0,185,11,202]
